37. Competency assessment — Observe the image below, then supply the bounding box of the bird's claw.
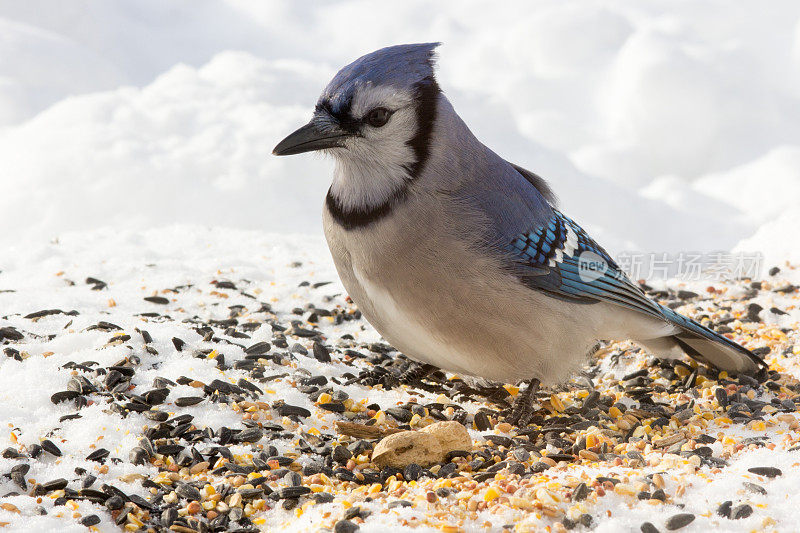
[504,378,541,428]
[505,402,535,427]
[397,363,437,385]
[357,369,398,388]
[347,362,437,389]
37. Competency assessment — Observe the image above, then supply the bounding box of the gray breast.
[321,195,601,383]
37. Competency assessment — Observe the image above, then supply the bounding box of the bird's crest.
[320,43,440,117]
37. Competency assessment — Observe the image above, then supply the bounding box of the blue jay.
[273,43,765,425]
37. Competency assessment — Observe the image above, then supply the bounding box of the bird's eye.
[365,107,391,128]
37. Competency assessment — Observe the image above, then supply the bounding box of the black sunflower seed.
[640,523,659,533]
[104,369,123,389]
[313,492,335,504]
[277,404,311,418]
[665,513,695,530]
[236,428,263,443]
[334,519,359,533]
[161,507,178,526]
[104,494,124,510]
[85,277,107,290]
[24,309,64,319]
[312,341,331,363]
[143,388,170,405]
[80,515,101,527]
[291,344,309,356]
[245,342,271,356]
[277,486,311,499]
[114,506,130,525]
[473,411,491,431]
[175,397,204,407]
[743,481,766,494]
[748,466,782,478]
[10,469,27,490]
[319,402,345,413]
[0,327,24,341]
[156,444,184,456]
[237,378,263,394]
[41,478,69,492]
[86,448,110,463]
[386,407,412,423]
[388,500,411,509]
[144,410,169,422]
[129,447,150,465]
[731,504,753,520]
[144,296,169,305]
[41,439,62,457]
[4,347,21,361]
[51,390,80,404]
[175,484,201,501]
[238,488,264,499]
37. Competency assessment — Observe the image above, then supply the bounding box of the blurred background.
[1,0,799,268]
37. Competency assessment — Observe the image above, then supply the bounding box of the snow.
[0,1,798,266]
[0,226,798,532]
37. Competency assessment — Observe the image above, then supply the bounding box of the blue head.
[318,42,440,138]
[274,43,443,214]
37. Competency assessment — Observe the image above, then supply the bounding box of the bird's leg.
[506,378,541,427]
[346,367,392,387]
[398,363,437,385]
[587,341,604,357]
[348,362,437,389]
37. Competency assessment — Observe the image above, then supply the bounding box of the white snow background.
[1,0,799,266]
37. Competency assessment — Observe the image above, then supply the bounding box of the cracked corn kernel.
[614,484,636,496]
[509,497,535,510]
[317,393,332,404]
[536,488,558,504]
[550,394,564,412]
[484,487,501,501]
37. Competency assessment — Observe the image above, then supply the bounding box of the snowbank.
[0,0,798,267]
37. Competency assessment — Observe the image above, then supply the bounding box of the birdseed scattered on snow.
[1,231,799,532]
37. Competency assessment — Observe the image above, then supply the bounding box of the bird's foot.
[347,363,437,389]
[587,341,607,358]
[346,367,397,388]
[398,363,437,385]
[505,378,540,427]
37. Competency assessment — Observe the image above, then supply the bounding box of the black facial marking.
[316,96,361,134]
[326,75,441,231]
[325,185,409,231]
[404,76,440,178]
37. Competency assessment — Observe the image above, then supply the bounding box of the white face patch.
[349,84,414,118]
[327,84,421,213]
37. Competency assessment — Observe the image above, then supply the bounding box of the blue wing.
[452,149,764,372]
[503,208,765,370]
[507,209,665,318]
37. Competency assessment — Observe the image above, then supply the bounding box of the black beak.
[272,120,353,156]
